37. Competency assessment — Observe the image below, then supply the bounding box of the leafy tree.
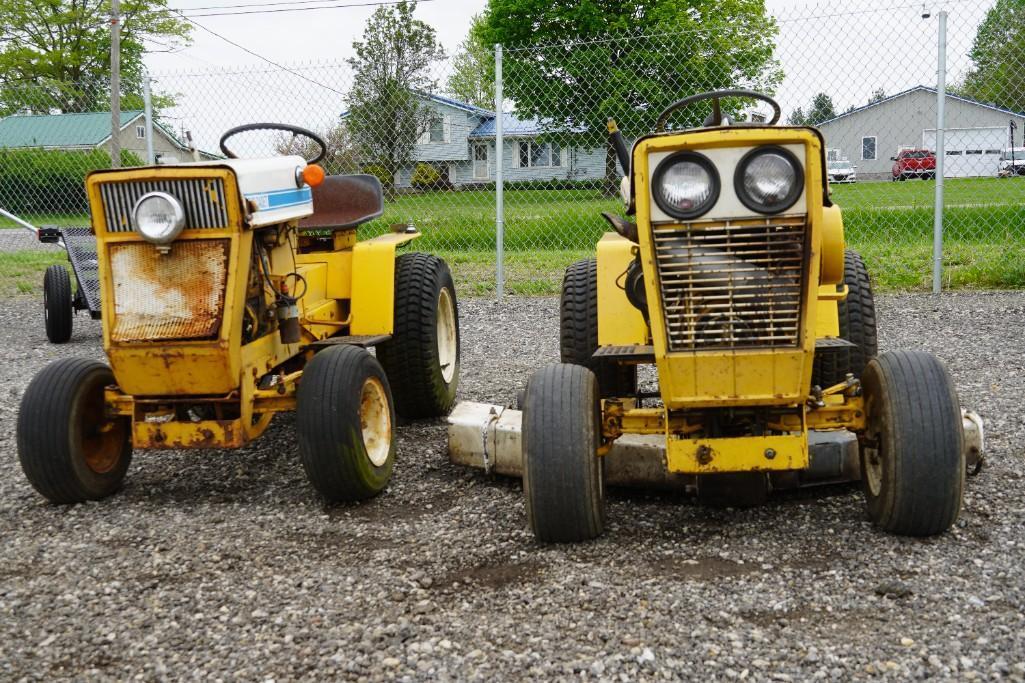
[446,15,494,109]
[0,0,190,115]
[788,92,836,126]
[274,124,360,175]
[478,0,782,192]
[868,87,887,104]
[960,0,1025,113]
[345,0,444,198]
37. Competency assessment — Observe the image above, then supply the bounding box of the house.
[0,110,210,163]
[816,86,1025,179]
[346,93,618,188]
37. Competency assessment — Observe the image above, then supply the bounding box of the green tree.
[345,0,444,198]
[789,92,836,126]
[868,87,887,104]
[274,124,360,176]
[478,0,782,192]
[0,0,190,115]
[446,15,494,109]
[960,0,1025,112]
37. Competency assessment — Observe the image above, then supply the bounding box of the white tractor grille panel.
[98,178,229,233]
[652,216,808,351]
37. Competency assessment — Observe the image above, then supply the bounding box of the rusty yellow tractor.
[448,91,982,542]
[17,123,460,504]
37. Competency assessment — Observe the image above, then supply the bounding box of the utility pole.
[110,0,122,168]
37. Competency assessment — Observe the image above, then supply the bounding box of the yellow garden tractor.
[448,91,983,542]
[17,123,460,504]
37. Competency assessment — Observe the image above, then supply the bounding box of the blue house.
[349,93,616,188]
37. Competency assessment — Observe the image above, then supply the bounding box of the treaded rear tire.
[860,350,964,536]
[814,250,877,387]
[17,358,132,503]
[43,264,73,344]
[297,345,396,502]
[377,252,460,418]
[523,363,605,543]
[560,258,637,398]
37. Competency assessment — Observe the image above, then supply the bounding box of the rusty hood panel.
[109,239,229,342]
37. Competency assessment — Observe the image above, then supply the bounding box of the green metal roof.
[0,110,144,148]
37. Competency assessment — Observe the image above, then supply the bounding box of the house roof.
[469,113,550,138]
[340,92,494,119]
[0,110,147,148]
[817,85,1025,127]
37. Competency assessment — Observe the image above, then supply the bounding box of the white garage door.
[923,127,1004,177]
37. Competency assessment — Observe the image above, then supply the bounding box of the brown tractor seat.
[299,174,384,231]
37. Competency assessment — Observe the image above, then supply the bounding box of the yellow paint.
[820,204,846,285]
[596,233,648,346]
[631,127,827,410]
[666,432,809,473]
[351,231,419,334]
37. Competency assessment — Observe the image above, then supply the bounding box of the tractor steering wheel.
[655,90,781,131]
[219,122,327,164]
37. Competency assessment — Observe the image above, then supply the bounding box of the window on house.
[136,125,146,139]
[551,143,562,167]
[827,148,841,161]
[861,136,877,161]
[429,116,445,143]
[516,140,560,168]
[946,150,962,156]
[986,149,1001,155]
[966,149,983,155]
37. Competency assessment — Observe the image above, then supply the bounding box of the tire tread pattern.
[44,264,73,344]
[815,250,878,387]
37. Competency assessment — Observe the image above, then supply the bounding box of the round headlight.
[132,192,186,244]
[652,152,720,220]
[735,146,804,214]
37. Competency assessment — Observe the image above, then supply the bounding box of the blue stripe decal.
[245,187,312,211]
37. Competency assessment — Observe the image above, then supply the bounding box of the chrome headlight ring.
[651,151,720,221]
[132,191,186,245]
[734,146,804,215]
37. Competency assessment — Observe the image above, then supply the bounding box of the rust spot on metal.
[109,239,229,342]
[696,444,713,465]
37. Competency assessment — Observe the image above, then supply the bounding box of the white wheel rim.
[360,377,391,467]
[864,443,883,497]
[436,287,457,384]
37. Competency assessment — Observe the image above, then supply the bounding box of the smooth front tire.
[43,264,73,344]
[523,363,605,543]
[297,345,397,502]
[860,350,964,536]
[378,252,460,418]
[17,358,132,503]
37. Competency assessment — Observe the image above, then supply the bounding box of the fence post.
[932,10,947,293]
[495,43,505,299]
[143,72,155,165]
[109,0,121,168]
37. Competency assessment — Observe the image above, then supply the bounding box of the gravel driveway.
[1,291,1023,681]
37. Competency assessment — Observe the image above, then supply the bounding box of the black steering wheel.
[655,90,781,131]
[219,122,327,164]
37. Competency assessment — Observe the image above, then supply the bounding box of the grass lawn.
[0,250,70,296]
[4,177,1023,294]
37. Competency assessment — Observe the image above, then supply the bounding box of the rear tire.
[297,345,396,502]
[43,265,73,344]
[378,253,459,418]
[814,250,878,387]
[860,351,964,536]
[561,258,637,398]
[523,363,605,543]
[17,359,132,503]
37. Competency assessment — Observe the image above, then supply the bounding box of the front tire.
[561,258,637,398]
[377,253,459,418]
[860,351,964,536]
[523,363,605,543]
[43,264,73,344]
[17,359,132,503]
[297,345,396,502]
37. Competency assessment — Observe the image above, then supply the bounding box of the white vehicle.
[827,159,857,183]
[998,147,1025,177]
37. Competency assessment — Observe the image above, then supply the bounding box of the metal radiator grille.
[98,178,229,233]
[652,216,808,351]
[109,239,229,341]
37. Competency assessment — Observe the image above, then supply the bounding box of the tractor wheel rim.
[80,394,127,475]
[864,440,883,497]
[360,376,391,468]
[436,287,457,384]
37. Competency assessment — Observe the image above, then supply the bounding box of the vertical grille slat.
[97,178,229,232]
[653,216,808,351]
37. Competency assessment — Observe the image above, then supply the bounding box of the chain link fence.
[0,0,1021,298]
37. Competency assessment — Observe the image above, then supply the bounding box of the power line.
[173,11,346,95]
[175,0,434,18]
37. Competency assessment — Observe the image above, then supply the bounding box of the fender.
[350,231,420,334]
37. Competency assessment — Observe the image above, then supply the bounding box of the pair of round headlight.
[652,146,803,219]
[132,192,186,245]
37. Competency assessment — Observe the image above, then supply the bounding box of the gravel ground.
[1,291,1024,681]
